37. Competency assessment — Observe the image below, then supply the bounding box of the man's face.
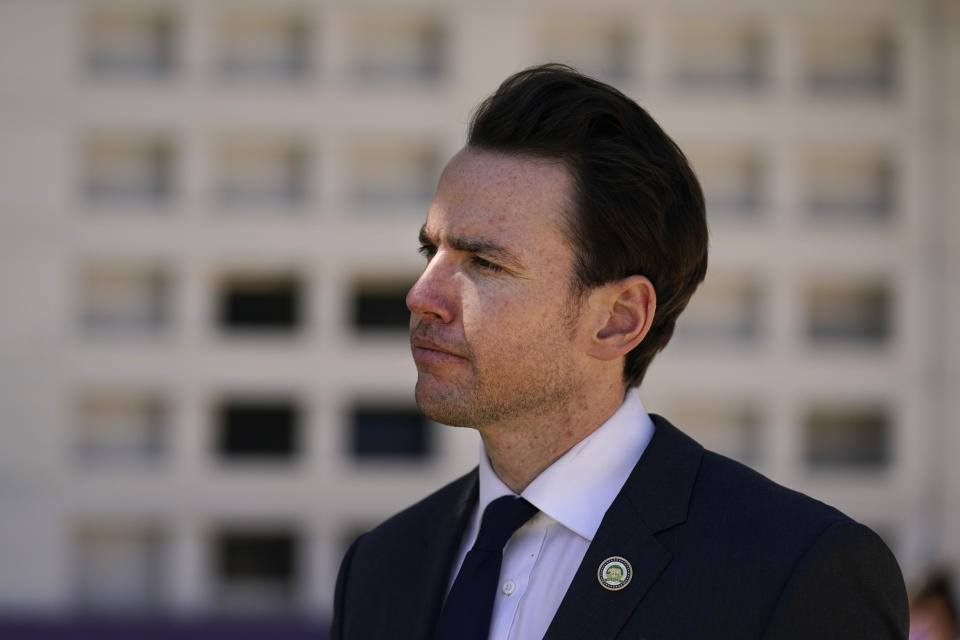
[406,149,590,429]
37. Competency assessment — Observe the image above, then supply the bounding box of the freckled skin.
[406,149,628,492]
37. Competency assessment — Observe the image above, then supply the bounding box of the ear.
[586,275,656,362]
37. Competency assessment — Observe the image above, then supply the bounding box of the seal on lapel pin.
[598,556,632,591]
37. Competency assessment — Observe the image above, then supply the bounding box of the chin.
[414,380,473,428]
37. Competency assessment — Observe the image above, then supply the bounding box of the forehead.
[424,149,574,247]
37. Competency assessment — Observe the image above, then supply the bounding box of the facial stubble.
[412,290,585,430]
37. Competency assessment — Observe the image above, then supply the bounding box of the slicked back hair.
[467,63,708,387]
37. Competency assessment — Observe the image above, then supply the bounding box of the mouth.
[410,337,467,364]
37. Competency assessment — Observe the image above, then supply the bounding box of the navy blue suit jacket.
[331,415,908,639]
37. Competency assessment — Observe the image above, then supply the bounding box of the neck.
[478,380,627,493]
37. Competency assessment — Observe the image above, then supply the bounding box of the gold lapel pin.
[598,556,632,591]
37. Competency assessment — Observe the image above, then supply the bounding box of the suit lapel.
[544,498,671,640]
[544,416,703,640]
[403,469,479,640]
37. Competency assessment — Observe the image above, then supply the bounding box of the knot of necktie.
[473,496,539,552]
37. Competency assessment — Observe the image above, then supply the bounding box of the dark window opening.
[216,143,310,209]
[351,406,430,459]
[84,139,174,206]
[351,21,447,84]
[216,400,298,459]
[217,275,302,331]
[85,11,178,79]
[804,405,890,470]
[218,15,312,81]
[352,280,412,331]
[805,157,897,222]
[670,28,768,93]
[806,283,891,345]
[806,32,897,97]
[214,530,298,588]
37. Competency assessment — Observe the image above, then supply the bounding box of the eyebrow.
[419,225,525,271]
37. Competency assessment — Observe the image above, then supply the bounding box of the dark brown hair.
[467,63,708,386]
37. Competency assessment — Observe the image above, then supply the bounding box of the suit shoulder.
[666,442,906,636]
[695,452,903,582]
[761,517,909,637]
[696,448,850,530]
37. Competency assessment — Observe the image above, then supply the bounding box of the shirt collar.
[477,390,655,541]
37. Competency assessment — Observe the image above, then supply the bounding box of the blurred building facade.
[0,0,958,625]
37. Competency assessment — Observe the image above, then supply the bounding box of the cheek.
[461,287,526,348]
[461,295,509,342]
[466,289,563,354]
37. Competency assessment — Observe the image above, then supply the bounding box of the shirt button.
[502,580,516,595]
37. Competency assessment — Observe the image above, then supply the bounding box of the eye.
[471,256,504,273]
[418,244,436,261]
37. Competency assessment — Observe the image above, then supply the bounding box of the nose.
[406,255,455,324]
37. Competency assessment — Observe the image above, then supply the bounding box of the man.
[331,64,908,639]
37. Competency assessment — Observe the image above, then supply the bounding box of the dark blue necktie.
[434,496,539,640]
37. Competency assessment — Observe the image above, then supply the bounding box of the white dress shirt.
[446,391,655,640]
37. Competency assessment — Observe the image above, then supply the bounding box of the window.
[76,391,167,465]
[803,24,897,97]
[803,150,896,223]
[351,278,413,333]
[689,147,766,220]
[215,137,310,210]
[805,281,892,346]
[667,21,768,93]
[346,140,442,210]
[803,404,891,470]
[216,9,312,82]
[672,277,764,346]
[79,263,171,337]
[542,18,633,82]
[215,398,299,460]
[74,524,166,612]
[216,273,303,333]
[83,134,175,207]
[212,528,299,610]
[349,16,446,84]
[84,6,177,79]
[351,404,431,459]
